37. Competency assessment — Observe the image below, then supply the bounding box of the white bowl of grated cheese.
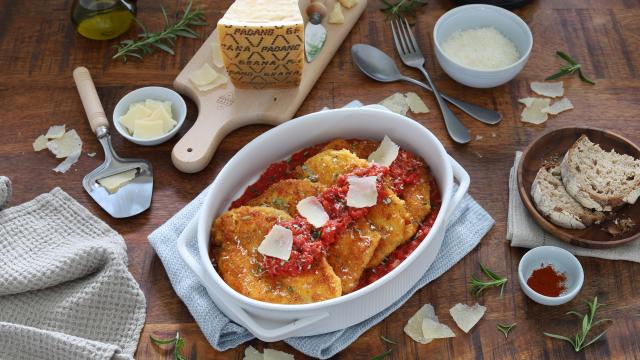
[433,4,532,88]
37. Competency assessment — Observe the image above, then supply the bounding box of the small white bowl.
[518,246,584,306]
[113,86,187,146]
[433,4,533,88]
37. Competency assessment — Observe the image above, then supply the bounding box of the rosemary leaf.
[150,332,188,360]
[545,51,595,84]
[371,348,394,360]
[113,0,207,62]
[497,323,516,339]
[469,263,507,297]
[379,0,428,18]
[380,335,397,345]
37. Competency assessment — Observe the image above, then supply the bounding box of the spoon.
[351,44,502,125]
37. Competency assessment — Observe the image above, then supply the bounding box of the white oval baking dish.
[178,106,470,342]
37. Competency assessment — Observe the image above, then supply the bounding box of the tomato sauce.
[226,142,441,284]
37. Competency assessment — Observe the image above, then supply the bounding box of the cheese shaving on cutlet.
[530,81,564,98]
[297,196,329,227]
[368,135,399,167]
[422,318,456,339]
[542,97,574,115]
[404,304,437,344]
[258,225,293,260]
[346,176,378,208]
[379,93,409,115]
[520,98,551,124]
[449,303,486,333]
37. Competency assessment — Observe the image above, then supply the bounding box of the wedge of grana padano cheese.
[217,0,304,89]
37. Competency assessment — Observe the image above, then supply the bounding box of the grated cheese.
[441,27,519,70]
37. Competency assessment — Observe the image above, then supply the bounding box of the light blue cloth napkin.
[148,187,493,359]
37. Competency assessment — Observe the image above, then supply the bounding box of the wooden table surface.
[2,0,640,359]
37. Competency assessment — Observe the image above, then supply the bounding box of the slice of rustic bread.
[531,164,605,229]
[561,135,640,211]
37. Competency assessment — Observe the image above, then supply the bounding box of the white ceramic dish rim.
[112,86,187,144]
[433,4,533,74]
[518,245,584,302]
[189,107,461,312]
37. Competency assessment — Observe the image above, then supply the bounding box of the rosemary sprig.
[497,323,516,339]
[370,348,394,360]
[470,263,508,297]
[545,51,595,85]
[150,332,187,360]
[113,0,207,62]
[380,0,428,18]
[543,296,613,352]
[380,335,397,345]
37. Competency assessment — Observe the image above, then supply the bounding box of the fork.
[391,17,471,144]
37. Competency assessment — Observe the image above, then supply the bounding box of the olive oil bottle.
[71,0,136,40]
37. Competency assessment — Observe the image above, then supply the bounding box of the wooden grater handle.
[73,66,109,133]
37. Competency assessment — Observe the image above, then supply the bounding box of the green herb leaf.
[113,0,207,62]
[380,335,397,345]
[497,323,516,339]
[370,348,394,360]
[469,263,507,297]
[545,51,595,85]
[379,0,428,18]
[150,332,188,360]
[543,296,612,352]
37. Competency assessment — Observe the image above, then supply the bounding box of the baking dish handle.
[446,155,470,219]
[177,215,329,342]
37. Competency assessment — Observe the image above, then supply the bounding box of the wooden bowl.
[517,127,640,248]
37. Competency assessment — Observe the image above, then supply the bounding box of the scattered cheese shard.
[530,81,564,98]
[33,135,48,151]
[405,92,430,113]
[211,38,225,68]
[47,129,83,158]
[243,346,263,360]
[328,3,345,24]
[338,0,358,9]
[422,318,456,339]
[87,152,96,157]
[45,125,66,139]
[379,93,409,115]
[217,0,304,89]
[53,151,81,174]
[404,304,437,344]
[449,303,486,333]
[96,169,137,194]
[120,103,152,134]
[368,135,399,167]
[197,74,228,92]
[297,196,329,228]
[190,63,219,86]
[133,115,165,140]
[346,176,378,208]
[542,97,574,115]
[520,98,551,124]
[258,225,293,260]
[518,97,535,107]
[263,349,294,360]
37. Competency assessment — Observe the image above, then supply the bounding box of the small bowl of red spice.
[518,246,584,306]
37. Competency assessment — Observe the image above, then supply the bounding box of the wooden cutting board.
[172,0,368,173]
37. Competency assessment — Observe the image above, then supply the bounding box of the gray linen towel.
[0,186,147,360]
[148,184,494,359]
[507,151,640,262]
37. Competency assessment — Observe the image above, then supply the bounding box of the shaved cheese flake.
[263,349,294,360]
[404,304,437,344]
[531,81,564,98]
[368,135,399,167]
[53,151,81,173]
[449,303,486,333]
[197,73,228,92]
[405,92,430,113]
[33,135,48,151]
[189,63,219,86]
[346,176,378,208]
[211,39,225,68]
[542,97,574,115]
[47,129,83,158]
[243,345,263,360]
[258,225,293,260]
[379,92,409,115]
[422,318,456,339]
[518,97,536,107]
[297,196,329,227]
[328,2,344,24]
[45,124,66,139]
[520,98,551,124]
[97,169,137,194]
